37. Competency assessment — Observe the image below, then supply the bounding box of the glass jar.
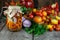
[4,6,22,32]
[6,12,22,32]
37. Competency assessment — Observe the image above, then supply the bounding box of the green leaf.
[28,29,34,34]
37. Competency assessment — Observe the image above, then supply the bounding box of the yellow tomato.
[33,9,37,13]
[47,24,53,29]
[51,19,58,24]
[51,10,55,14]
[33,16,42,23]
[42,11,47,16]
[56,16,60,20]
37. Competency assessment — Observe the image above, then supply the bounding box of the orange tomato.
[51,10,55,14]
[42,11,47,16]
[33,16,42,23]
[42,17,46,21]
[49,28,53,32]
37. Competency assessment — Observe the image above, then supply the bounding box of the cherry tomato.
[49,28,53,32]
[42,11,47,16]
[29,14,34,18]
[58,20,60,24]
[33,16,42,23]
[55,28,60,31]
[36,11,43,17]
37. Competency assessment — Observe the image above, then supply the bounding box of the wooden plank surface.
[0,26,32,40]
[35,31,60,40]
[0,26,60,40]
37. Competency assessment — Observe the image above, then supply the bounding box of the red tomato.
[29,14,34,18]
[33,16,42,23]
[58,20,60,24]
[55,28,60,31]
[47,10,51,15]
[53,25,56,29]
[36,11,43,17]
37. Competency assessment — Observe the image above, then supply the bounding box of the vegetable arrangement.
[4,0,60,36]
[22,2,60,36]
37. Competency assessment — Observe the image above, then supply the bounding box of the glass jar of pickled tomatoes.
[4,6,22,32]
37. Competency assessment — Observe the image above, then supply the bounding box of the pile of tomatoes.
[28,2,60,31]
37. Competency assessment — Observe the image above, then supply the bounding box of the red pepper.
[25,1,34,8]
[20,0,34,8]
[55,2,59,12]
